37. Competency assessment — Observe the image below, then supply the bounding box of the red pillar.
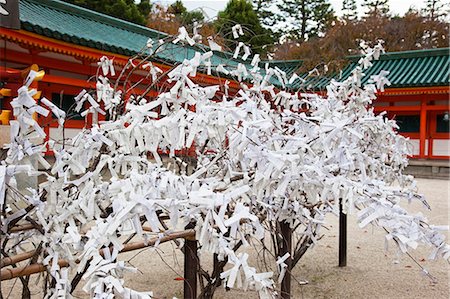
[419,100,427,158]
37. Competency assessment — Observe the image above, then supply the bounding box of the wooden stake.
[280,221,292,299]
[184,222,198,299]
[339,199,347,267]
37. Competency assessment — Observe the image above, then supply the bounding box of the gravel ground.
[2,178,449,298]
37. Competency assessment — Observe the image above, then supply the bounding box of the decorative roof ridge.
[261,60,303,65]
[347,47,449,61]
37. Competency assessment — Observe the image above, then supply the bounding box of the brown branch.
[8,224,35,233]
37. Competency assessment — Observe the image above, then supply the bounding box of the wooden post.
[339,199,347,267]
[184,222,198,299]
[419,100,427,158]
[280,221,292,299]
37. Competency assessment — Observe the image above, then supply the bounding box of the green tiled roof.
[20,0,164,56]
[341,48,450,88]
[16,0,449,90]
[18,0,253,72]
[289,48,449,90]
[18,0,307,87]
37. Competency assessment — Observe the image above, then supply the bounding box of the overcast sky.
[154,0,447,20]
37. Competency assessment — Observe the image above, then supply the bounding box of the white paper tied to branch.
[207,36,222,51]
[0,0,8,15]
[98,56,115,76]
[276,253,290,283]
[233,42,251,60]
[41,97,66,126]
[2,30,449,299]
[173,26,195,46]
[192,21,202,42]
[369,70,391,92]
[251,54,260,67]
[0,165,6,208]
[232,24,244,39]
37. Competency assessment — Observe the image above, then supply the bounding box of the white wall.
[432,139,450,157]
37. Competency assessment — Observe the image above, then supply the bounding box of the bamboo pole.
[0,251,36,268]
[1,229,195,281]
[1,260,70,281]
[2,227,152,268]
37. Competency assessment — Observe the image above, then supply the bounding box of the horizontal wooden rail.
[0,251,36,268]
[1,229,195,281]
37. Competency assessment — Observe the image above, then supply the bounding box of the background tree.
[342,0,358,21]
[362,0,390,16]
[147,2,220,46]
[274,10,449,71]
[61,0,151,25]
[251,0,278,28]
[147,3,180,35]
[422,0,449,21]
[215,0,275,56]
[168,0,205,25]
[275,0,335,41]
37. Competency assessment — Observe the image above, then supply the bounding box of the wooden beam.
[0,48,153,86]
[379,86,450,96]
[374,105,449,113]
[41,74,96,89]
[374,106,421,112]
[1,29,242,91]
[425,105,450,111]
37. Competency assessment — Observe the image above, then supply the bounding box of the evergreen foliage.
[168,0,205,25]
[422,0,449,21]
[274,0,335,41]
[362,0,390,16]
[61,0,152,25]
[342,0,358,20]
[215,0,275,56]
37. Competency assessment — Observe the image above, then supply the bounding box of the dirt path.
[111,178,450,299]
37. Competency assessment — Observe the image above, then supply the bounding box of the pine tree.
[362,0,390,16]
[275,0,335,41]
[422,0,449,21]
[342,0,358,21]
[61,0,152,25]
[168,0,205,25]
[251,0,276,27]
[215,0,275,56]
